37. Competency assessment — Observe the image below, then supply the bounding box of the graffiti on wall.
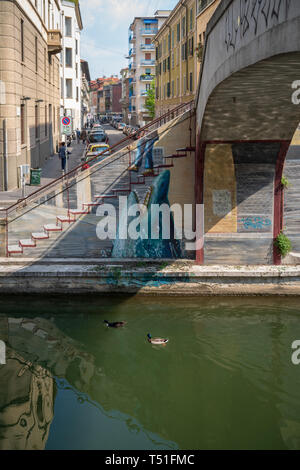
[224,0,292,51]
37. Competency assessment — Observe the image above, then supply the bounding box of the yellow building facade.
[154,0,220,117]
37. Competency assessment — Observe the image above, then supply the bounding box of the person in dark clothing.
[58,142,70,173]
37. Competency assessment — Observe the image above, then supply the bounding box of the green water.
[1,295,300,450]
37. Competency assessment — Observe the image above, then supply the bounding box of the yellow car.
[83,144,111,164]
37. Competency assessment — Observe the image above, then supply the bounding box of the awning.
[143,19,158,24]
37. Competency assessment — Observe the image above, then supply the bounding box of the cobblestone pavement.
[0,125,128,207]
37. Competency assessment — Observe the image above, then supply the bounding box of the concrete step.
[166,153,187,159]
[176,147,195,152]
[94,194,116,199]
[57,215,74,223]
[8,245,23,254]
[32,232,49,240]
[82,202,103,207]
[69,209,89,215]
[44,224,62,232]
[19,239,36,248]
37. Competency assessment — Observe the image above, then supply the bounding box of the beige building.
[0,0,62,191]
[154,0,220,116]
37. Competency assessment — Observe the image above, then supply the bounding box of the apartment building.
[128,10,171,127]
[90,77,121,119]
[60,0,83,132]
[0,0,62,191]
[154,0,220,116]
[80,59,91,128]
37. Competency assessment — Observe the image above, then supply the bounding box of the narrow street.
[0,124,130,207]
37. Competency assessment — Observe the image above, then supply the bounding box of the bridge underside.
[196,52,300,265]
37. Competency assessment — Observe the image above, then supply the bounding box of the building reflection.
[0,316,97,450]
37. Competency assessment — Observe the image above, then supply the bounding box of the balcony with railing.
[129,62,137,70]
[141,44,155,51]
[140,59,155,66]
[129,33,136,43]
[47,30,62,55]
[140,28,158,35]
[129,48,136,57]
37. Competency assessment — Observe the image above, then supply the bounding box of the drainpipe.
[167,25,172,102]
[3,119,8,191]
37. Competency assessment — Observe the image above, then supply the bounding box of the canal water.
[0,295,300,450]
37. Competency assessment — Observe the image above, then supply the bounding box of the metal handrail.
[1,99,194,216]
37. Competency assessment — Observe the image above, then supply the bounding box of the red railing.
[0,100,195,257]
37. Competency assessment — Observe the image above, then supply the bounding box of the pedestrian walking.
[76,128,81,144]
[80,129,87,144]
[58,142,70,174]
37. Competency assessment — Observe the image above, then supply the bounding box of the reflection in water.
[0,296,300,449]
[0,349,54,450]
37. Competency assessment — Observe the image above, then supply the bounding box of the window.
[171,80,174,97]
[43,0,45,21]
[171,53,174,69]
[66,79,72,98]
[53,106,55,133]
[145,53,151,61]
[44,48,47,79]
[61,78,64,98]
[167,82,170,98]
[65,17,72,36]
[182,17,186,38]
[168,34,171,52]
[190,7,194,31]
[146,83,151,91]
[21,104,25,145]
[76,40,78,55]
[163,60,166,73]
[76,63,78,79]
[35,37,38,72]
[21,19,24,62]
[65,48,72,67]
[167,56,170,71]
[177,23,180,42]
[183,76,186,94]
[45,106,47,136]
[189,37,194,56]
[76,87,79,102]
[145,38,151,45]
[190,72,193,92]
[35,105,39,139]
[145,68,151,75]
[177,77,179,96]
[172,30,174,48]
[48,1,50,29]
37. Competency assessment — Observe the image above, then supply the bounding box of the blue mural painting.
[239,216,272,231]
[112,170,182,259]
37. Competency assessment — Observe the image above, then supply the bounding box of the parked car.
[117,122,126,131]
[82,144,111,165]
[87,131,109,144]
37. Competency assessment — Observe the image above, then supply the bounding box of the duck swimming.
[104,320,127,328]
[147,333,168,345]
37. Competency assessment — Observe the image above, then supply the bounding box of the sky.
[79,0,178,80]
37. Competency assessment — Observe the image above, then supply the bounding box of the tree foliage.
[145,79,156,119]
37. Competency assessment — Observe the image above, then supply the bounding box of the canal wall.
[1,260,300,295]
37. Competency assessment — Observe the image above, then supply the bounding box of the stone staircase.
[5,109,195,258]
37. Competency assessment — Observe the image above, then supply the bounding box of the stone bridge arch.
[195,0,300,264]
